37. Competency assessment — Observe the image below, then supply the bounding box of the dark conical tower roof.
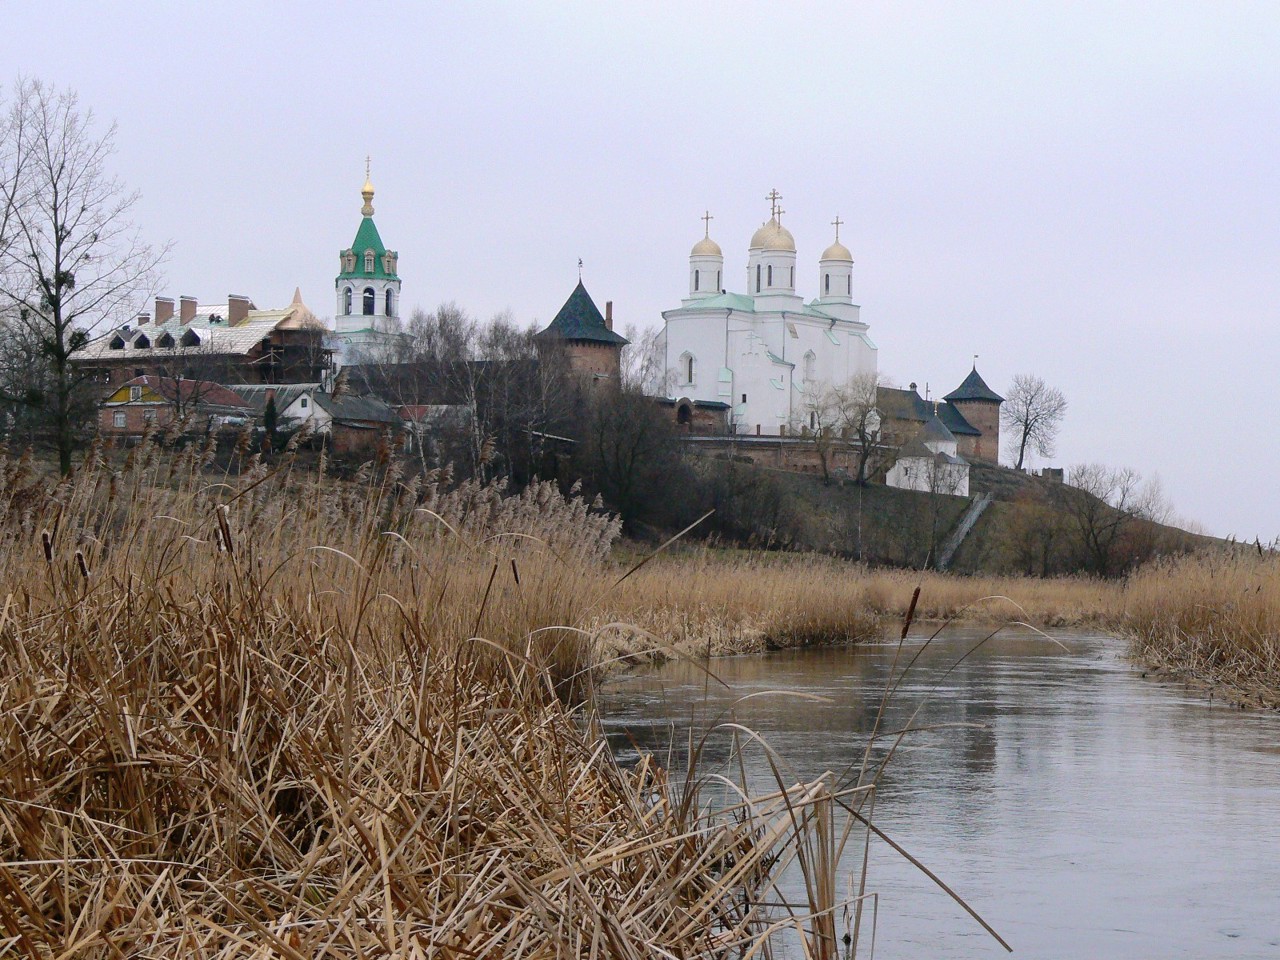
[536,281,628,345]
[944,366,1003,403]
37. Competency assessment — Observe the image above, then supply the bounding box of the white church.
[657,191,878,436]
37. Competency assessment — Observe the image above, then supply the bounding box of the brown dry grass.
[0,441,871,958]
[1119,551,1280,706]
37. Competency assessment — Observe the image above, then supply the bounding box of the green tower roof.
[339,217,398,280]
[536,281,629,345]
[943,366,1003,404]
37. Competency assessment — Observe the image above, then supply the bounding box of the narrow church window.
[681,352,695,384]
[717,270,721,290]
[385,289,395,316]
[847,275,851,295]
[694,269,699,291]
[741,393,747,404]
[344,287,353,314]
[790,266,794,287]
[825,273,830,294]
[767,264,773,287]
[756,264,761,293]
[364,252,375,273]
[363,288,376,315]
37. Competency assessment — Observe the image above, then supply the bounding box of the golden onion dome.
[691,236,723,257]
[820,240,853,262]
[749,219,796,252]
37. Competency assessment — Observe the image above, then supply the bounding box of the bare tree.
[0,79,164,472]
[619,324,666,394]
[1056,463,1166,575]
[798,385,843,485]
[833,371,896,485]
[1002,373,1067,471]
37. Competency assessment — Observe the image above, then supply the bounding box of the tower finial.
[973,353,979,370]
[832,215,844,242]
[766,188,782,221]
[701,209,713,238]
[361,157,375,217]
[578,258,583,281]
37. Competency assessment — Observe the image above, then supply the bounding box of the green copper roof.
[943,367,1004,404]
[338,217,398,280]
[536,281,629,345]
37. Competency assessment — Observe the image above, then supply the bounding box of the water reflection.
[601,627,1280,959]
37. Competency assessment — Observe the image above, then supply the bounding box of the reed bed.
[1120,551,1280,706]
[596,550,1125,669]
[0,442,869,958]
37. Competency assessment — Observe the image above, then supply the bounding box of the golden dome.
[360,156,375,217]
[691,236,722,257]
[749,219,796,252]
[820,240,853,262]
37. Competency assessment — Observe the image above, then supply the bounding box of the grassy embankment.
[0,443,874,958]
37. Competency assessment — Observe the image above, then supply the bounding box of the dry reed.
[0,442,868,958]
[1120,551,1280,706]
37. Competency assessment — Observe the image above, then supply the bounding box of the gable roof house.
[99,376,250,437]
[71,289,331,391]
[227,383,398,456]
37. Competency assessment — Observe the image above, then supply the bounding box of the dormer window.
[156,333,175,348]
[134,334,150,349]
[343,252,355,272]
[364,252,375,273]
[109,336,126,350]
[129,385,142,401]
[384,253,396,274]
[181,329,201,347]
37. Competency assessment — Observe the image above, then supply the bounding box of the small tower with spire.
[334,158,402,365]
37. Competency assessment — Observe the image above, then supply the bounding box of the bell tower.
[334,158,402,365]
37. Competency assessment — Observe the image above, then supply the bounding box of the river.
[600,627,1280,958]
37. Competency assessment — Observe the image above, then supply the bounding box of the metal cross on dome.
[832,215,844,242]
[701,209,714,237]
[766,188,783,220]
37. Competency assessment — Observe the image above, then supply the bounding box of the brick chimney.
[179,295,197,325]
[605,300,613,331]
[228,294,252,326]
[135,311,151,326]
[155,296,175,325]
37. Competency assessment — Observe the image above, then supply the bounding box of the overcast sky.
[6,2,1280,539]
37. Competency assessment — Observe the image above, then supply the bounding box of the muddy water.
[600,627,1280,959]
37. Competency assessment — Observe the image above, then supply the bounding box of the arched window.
[364,252,375,273]
[344,287,353,314]
[847,275,851,295]
[362,287,375,315]
[824,273,830,294]
[694,269,699,292]
[790,266,794,287]
[767,264,773,287]
[680,352,696,385]
[385,289,395,316]
[804,350,816,382]
[755,264,761,293]
[716,269,721,291]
